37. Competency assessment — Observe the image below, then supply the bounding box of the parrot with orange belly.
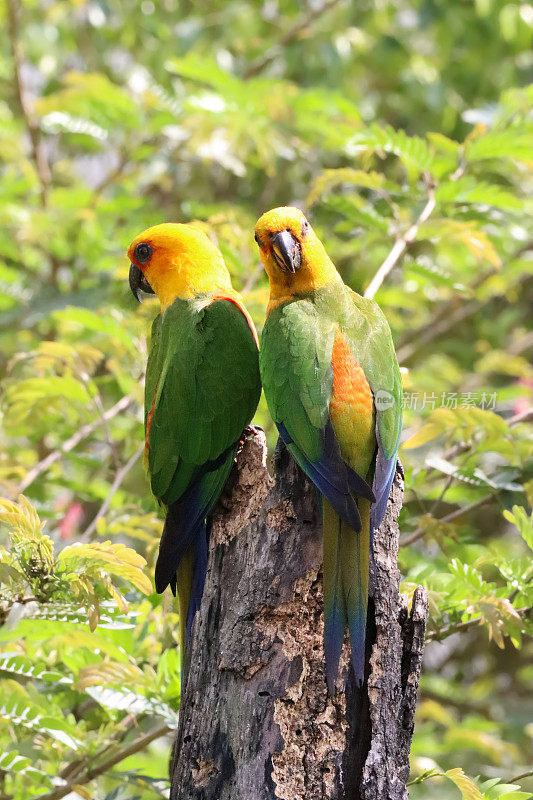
[127,223,261,661]
[255,207,402,693]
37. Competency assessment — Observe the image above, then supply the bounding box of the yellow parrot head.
[127,223,231,311]
[254,207,338,308]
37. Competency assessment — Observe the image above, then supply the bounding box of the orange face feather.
[127,223,233,312]
[129,223,260,470]
[254,207,340,312]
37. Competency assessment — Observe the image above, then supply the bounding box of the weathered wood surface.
[170,432,428,800]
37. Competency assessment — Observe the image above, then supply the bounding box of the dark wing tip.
[154,558,176,595]
[322,420,375,503]
[347,470,376,504]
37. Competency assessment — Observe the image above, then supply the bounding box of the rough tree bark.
[170,431,428,800]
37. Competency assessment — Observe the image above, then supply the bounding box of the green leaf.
[0,749,52,784]
[426,457,523,492]
[446,768,483,800]
[504,506,533,550]
[466,129,533,162]
[402,423,443,449]
[0,679,81,749]
[449,559,495,598]
[58,541,152,595]
[35,71,140,131]
[347,124,433,172]
[435,177,523,210]
[306,168,388,206]
[83,684,179,727]
[0,652,68,683]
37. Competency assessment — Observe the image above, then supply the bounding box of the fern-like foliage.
[0,496,151,627]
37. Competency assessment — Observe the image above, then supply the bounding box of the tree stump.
[170,431,428,800]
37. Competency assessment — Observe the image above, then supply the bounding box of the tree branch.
[400,408,532,548]
[78,444,144,541]
[400,495,493,547]
[426,606,532,642]
[420,688,493,718]
[507,407,533,426]
[397,241,533,364]
[509,770,533,784]
[33,724,170,800]
[363,154,512,301]
[6,0,51,207]
[396,263,496,358]
[70,365,120,469]
[364,189,435,300]
[57,714,140,784]
[92,151,129,197]
[13,395,133,497]
[459,328,533,393]
[397,297,480,364]
[243,0,343,79]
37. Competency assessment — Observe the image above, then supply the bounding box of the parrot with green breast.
[127,223,261,659]
[255,207,402,693]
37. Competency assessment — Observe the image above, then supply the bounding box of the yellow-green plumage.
[145,295,261,660]
[129,222,261,676]
[260,274,401,692]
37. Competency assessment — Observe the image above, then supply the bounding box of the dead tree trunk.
[170,432,428,800]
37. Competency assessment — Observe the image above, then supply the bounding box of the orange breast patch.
[330,331,373,417]
[329,330,376,476]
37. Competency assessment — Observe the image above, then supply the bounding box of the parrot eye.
[301,219,309,238]
[254,232,264,249]
[134,242,153,264]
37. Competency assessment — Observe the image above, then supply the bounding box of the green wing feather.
[147,296,261,506]
[145,294,261,659]
[260,279,401,691]
[144,313,163,427]
[260,282,401,462]
[260,296,335,463]
[347,289,402,459]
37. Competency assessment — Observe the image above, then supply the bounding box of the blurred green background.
[0,0,532,798]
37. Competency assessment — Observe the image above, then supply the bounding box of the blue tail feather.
[185,525,208,644]
[371,428,397,536]
[344,533,367,686]
[345,500,371,687]
[155,448,236,595]
[277,421,375,534]
[323,498,371,692]
[323,499,345,694]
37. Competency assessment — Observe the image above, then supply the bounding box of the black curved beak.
[269,230,302,273]
[129,263,155,303]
